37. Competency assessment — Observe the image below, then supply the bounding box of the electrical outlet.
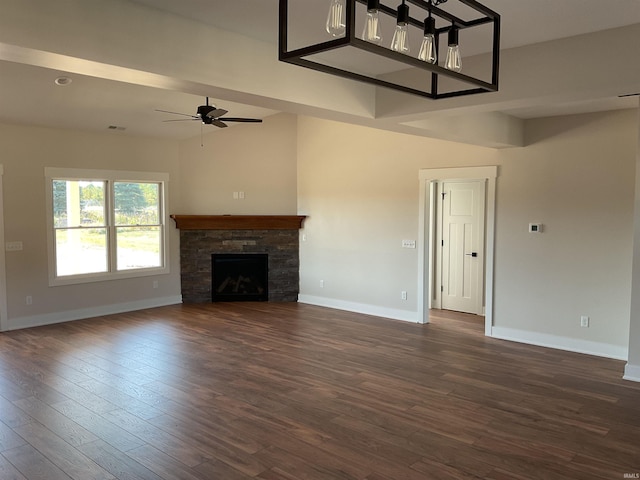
[26,295,32,305]
[152,280,158,289]
[401,291,407,300]
[580,315,589,328]
[320,280,324,288]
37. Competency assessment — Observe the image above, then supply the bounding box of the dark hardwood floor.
[0,303,638,480]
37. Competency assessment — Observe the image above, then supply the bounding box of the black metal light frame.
[278,0,500,99]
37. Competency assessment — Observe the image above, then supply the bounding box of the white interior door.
[440,180,485,315]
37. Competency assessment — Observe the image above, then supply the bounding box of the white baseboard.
[298,294,418,323]
[491,326,628,360]
[4,295,183,331]
[623,363,640,382]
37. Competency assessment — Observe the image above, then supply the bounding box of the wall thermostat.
[529,223,543,233]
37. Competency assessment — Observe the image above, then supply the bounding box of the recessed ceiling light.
[54,76,72,86]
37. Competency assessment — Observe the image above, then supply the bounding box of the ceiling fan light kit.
[279,0,500,99]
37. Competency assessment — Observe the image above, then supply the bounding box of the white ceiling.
[129,0,640,53]
[0,61,278,139]
[1,0,640,139]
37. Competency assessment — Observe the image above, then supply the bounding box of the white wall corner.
[623,363,640,382]
[626,99,640,383]
[491,326,628,361]
[5,295,182,332]
[298,294,419,323]
[0,164,7,332]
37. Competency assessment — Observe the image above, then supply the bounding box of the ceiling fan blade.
[206,108,229,118]
[220,118,263,123]
[211,119,228,128]
[155,109,198,118]
[162,118,200,123]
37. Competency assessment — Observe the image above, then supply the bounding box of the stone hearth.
[172,216,306,303]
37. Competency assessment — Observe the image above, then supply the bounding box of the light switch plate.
[402,240,416,249]
[6,241,23,251]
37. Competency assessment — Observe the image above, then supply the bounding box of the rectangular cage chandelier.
[278,0,500,99]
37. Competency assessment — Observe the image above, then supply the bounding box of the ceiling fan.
[156,97,263,128]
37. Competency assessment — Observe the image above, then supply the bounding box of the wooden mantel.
[170,215,306,230]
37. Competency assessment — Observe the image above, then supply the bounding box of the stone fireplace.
[171,215,306,303]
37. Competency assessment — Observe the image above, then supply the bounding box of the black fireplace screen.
[211,253,268,302]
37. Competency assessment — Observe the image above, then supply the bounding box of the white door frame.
[417,166,498,336]
[0,165,7,331]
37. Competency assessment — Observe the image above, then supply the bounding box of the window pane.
[116,226,161,270]
[114,182,160,226]
[55,228,108,276]
[53,180,106,228]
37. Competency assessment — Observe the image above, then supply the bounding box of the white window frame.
[45,167,170,286]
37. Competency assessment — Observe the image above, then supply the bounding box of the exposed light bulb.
[417,16,437,64]
[326,0,346,37]
[418,34,436,63]
[444,45,462,72]
[390,25,410,53]
[444,26,462,72]
[362,0,382,44]
[390,1,410,54]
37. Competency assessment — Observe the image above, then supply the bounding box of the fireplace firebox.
[211,253,268,302]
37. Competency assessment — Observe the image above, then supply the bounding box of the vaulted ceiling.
[1,0,639,147]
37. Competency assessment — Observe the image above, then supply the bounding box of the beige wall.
[296,116,498,317]
[0,123,182,328]
[0,114,299,330]
[297,110,637,357]
[178,113,298,215]
[495,110,637,354]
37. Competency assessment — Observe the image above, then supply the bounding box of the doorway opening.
[417,166,498,336]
